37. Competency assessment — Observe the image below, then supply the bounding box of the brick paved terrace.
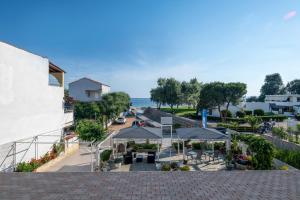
[0,171,299,200]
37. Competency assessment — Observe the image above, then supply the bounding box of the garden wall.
[262,134,300,151]
[143,108,200,128]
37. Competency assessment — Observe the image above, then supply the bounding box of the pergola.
[112,127,163,160]
[176,127,230,160]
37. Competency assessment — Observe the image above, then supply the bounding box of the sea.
[130,98,156,108]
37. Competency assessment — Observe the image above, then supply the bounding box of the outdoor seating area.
[99,126,231,172]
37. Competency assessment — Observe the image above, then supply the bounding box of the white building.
[0,41,73,171]
[265,94,300,115]
[69,77,110,102]
[209,94,300,117]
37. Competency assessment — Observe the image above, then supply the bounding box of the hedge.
[217,123,257,132]
[183,113,287,123]
[244,110,253,115]
[236,111,246,118]
[253,109,264,116]
[221,110,232,118]
[260,115,287,122]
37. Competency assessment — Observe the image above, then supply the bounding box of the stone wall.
[262,134,300,151]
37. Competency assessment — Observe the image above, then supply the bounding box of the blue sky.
[1,0,300,97]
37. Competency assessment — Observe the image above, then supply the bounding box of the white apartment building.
[265,94,300,115]
[69,77,110,102]
[0,41,73,171]
[209,94,300,117]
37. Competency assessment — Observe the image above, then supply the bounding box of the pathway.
[43,117,135,172]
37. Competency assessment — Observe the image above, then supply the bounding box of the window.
[297,97,300,102]
[86,90,100,99]
[86,91,91,97]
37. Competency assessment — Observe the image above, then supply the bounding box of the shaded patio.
[175,128,230,165]
[109,127,162,171]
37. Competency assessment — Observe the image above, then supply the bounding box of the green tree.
[246,96,259,102]
[150,78,167,109]
[76,119,105,141]
[183,78,201,109]
[286,79,300,94]
[99,92,130,128]
[223,82,247,121]
[164,78,181,112]
[198,82,225,118]
[259,73,285,101]
[74,102,101,120]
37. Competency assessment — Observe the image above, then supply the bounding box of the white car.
[115,117,126,124]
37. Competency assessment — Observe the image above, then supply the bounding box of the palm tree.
[246,116,261,133]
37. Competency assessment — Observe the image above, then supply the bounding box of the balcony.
[64,104,74,127]
[64,111,74,127]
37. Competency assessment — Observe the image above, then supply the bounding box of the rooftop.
[69,77,110,87]
[0,171,299,200]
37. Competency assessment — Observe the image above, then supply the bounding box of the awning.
[113,127,162,140]
[177,128,228,141]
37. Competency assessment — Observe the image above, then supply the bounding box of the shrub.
[295,115,300,121]
[221,110,232,118]
[180,165,190,171]
[244,110,253,115]
[235,134,275,170]
[214,142,226,153]
[275,149,300,169]
[265,112,275,116]
[133,143,158,150]
[192,142,207,150]
[279,165,289,170]
[253,109,264,116]
[161,163,171,171]
[16,162,36,172]
[272,127,288,140]
[76,119,105,141]
[173,123,181,129]
[172,140,190,150]
[100,150,112,162]
[170,162,179,170]
[236,111,245,118]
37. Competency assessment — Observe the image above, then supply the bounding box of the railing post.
[34,136,38,159]
[90,142,94,172]
[12,142,16,171]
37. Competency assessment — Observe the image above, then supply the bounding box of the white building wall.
[69,78,110,102]
[101,85,110,94]
[244,102,271,113]
[0,42,67,171]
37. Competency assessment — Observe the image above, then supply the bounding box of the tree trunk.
[224,102,230,122]
[218,105,222,120]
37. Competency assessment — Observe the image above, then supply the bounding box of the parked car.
[115,117,126,124]
[132,120,145,127]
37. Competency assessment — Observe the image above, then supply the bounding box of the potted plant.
[225,151,234,170]
[161,163,171,171]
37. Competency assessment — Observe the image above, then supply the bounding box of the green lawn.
[160,106,197,117]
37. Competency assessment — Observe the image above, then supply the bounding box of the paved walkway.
[43,118,135,172]
[44,144,95,172]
